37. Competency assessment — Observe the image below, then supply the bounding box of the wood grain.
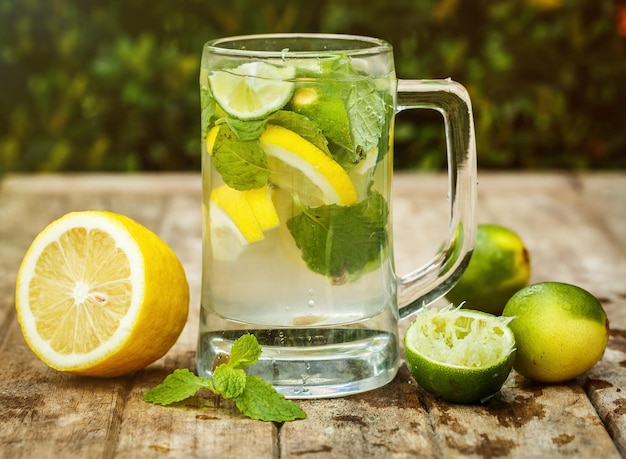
[0,172,624,458]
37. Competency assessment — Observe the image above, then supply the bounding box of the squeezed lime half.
[404,306,516,403]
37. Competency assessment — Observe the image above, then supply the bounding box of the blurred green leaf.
[0,0,624,173]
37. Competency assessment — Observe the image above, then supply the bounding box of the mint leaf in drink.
[228,332,263,369]
[345,78,386,156]
[143,334,306,422]
[235,374,307,422]
[213,365,246,399]
[268,110,331,156]
[225,117,267,141]
[289,85,355,168]
[287,191,389,282]
[143,369,215,405]
[212,123,269,190]
[200,85,216,140]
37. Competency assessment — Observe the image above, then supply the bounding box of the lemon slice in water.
[209,184,280,260]
[260,125,358,207]
[404,306,516,404]
[208,62,295,120]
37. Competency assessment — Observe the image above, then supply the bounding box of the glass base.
[197,327,399,399]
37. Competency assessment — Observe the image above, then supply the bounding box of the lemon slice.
[209,184,280,260]
[210,185,265,244]
[208,62,295,120]
[260,125,358,207]
[15,211,189,377]
[206,125,220,155]
[404,306,516,404]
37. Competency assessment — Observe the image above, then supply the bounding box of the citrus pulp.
[15,211,189,377]
[404,306,516,403]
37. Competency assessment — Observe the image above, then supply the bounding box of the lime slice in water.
[404,306,516,404]
[208,62,295,120]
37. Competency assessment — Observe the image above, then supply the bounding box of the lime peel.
[404,305,516,404]
[208,62,296,120]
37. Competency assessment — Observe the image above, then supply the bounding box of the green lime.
[446,224,531,315]
[291,84,354,153]
[502,282,609,383]
[404,306,516,404]
[208,62,295,120]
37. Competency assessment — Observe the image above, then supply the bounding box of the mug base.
[197,327,399,399]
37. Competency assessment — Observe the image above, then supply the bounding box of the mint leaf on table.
[287,191,389,283]
[228,332,263,369]
[143,334,306,422]
[234,375,307,422]
[212,124,269,190]
[213,365,246,399]
[143,369,214,405]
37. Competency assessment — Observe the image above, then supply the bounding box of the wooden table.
[0,172,624,458]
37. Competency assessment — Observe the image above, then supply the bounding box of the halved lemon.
[15,211,189,377]
[260,125,358,207]
[208,62,295,120]
[209,184,279,260]
[404,306,516,404]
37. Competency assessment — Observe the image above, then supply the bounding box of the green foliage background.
[1,0,625,173]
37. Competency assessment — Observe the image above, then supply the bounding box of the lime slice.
[404,306,516,404]
[208,62,295,120]
[260,125,358,207]
[209,184,280,260]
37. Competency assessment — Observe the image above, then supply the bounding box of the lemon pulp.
[15,211,189,377]
[260,125,357,207]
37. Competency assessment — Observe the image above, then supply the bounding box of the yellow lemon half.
[15,211,189,377]
[260,124,358,207]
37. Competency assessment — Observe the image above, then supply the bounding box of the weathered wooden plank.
[421,374,621,458]
[111,363,279,458]
[280,365,439,458]
[0,325,130,459]
[584,330,626,458]
[1,173,624,459]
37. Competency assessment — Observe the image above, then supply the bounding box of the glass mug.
[197,33,476,398]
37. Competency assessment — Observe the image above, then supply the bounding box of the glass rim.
[204,33,392,58]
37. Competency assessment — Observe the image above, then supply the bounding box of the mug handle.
[395,79,478,319]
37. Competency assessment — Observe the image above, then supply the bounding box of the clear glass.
[197,33,477,398]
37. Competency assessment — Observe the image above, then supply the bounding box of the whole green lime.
[446,224,531,315]
[502,282,609,383]
[404,306,516,404]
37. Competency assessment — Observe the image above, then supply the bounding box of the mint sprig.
[287,191,389,283]
[143,334,306,422]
